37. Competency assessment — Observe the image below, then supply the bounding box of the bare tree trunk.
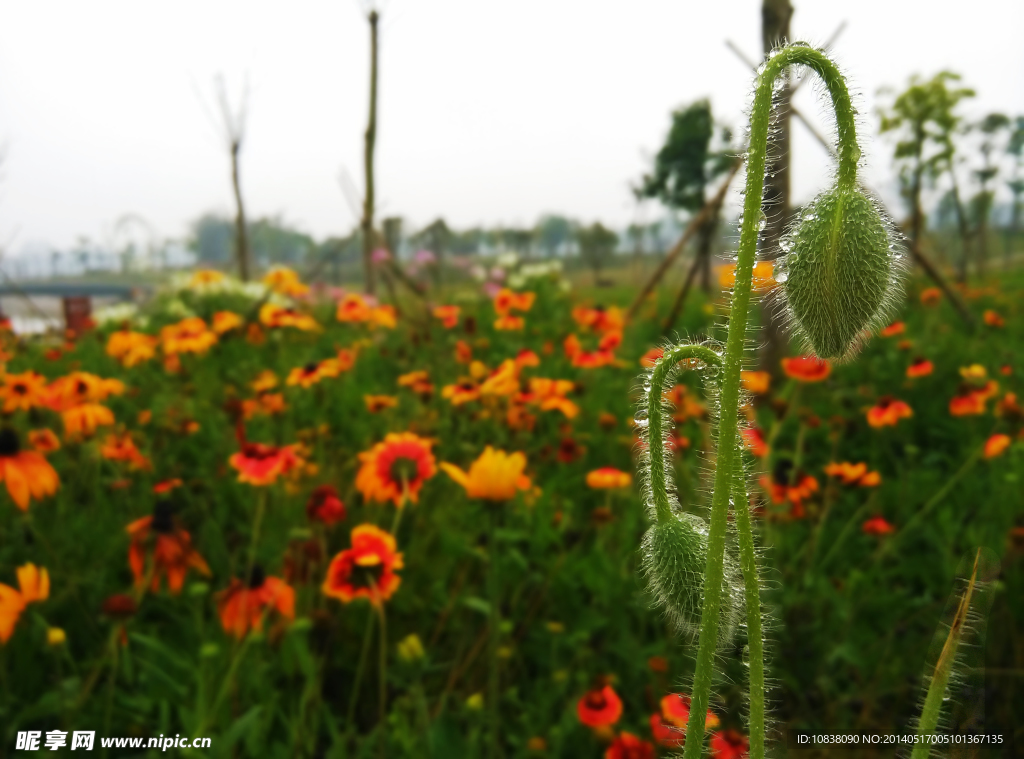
[230,142,250,281]
[697,216,715,293]
[758,0,793,374]
[361,10,380,295]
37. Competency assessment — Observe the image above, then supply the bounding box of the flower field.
[0,261,1021,757]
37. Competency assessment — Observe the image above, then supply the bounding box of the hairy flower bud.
[778,186,898,360]
[641,512,742,648]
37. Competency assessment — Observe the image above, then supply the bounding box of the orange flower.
[212,310,244,335]
[433,305,461,328]
[126,502,210,594]
[759,467,818,518]
[493,288,535,315]
[577,684,622,728]
[605,733,654,759]
[906,358,933,378]
[442,380,481,406]
[586,467,632,489]
[336,293,372,322]
[879,321,905,337]
[919,287,942,306]
[0,563,50,643]
[189,269,225,287]
[441,447,531,501]
[564,333,615,369]
[229,441,302,486]
[28,429,60,454]
[260,303,320,331]
[710,729,750,759]
[640,347,664,368]
[867,397,913,428]
[862,516,895,535]
[322,524,403,605]
[355,432,437,507]
[45,371,125,410]
[455,339,473,364]
[572,305,624,334]
[650,714,684,749]
[251,370,279,393]
[494,314,525,331]
[369,305,397,329]
[526,378,578,419]
[153,478,182,494]
[781,356,831,382]
[719,261,776,291]
[101,431,151,471]
[740,426,769,458]
[824,461,881,487]
[364,394,398,413]
[741,371,771,395]
[262,266,308,297]
[480,360,522,397]
[0,428,60,510]
[984,434,1011,459]
[216,568,295,638]
[0,371,47,413]
[398,370,434,395]
[983,309,1005,328]
[60,403,115,439]
[287,360,341,388]
[160,317,218,356]
[514,348,540,369]
[306,485,346,525]
[949,385,992,417]
[105,330,158,367]
[241,392,287,420]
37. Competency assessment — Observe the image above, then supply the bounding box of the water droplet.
[634,417,649,429]
[775,270,788,283]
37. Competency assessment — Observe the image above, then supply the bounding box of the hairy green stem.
[682,44,860,759]
[731,442,765,758]
[487,504,502,758]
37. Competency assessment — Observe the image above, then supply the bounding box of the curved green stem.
[682,44,860,759]
[645,343,724,525]
[731,440,764,759]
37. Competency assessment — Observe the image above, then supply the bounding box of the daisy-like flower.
[759,462,818,519]
[719,261,776,291]
[260,303,320,332]
[355,432,437,507]
[879,321,905,337]
[577,684,623,728]
[0,563,50,643]
[514,349,541,369]
[441,447,531,501]
[216,567,295,639]
[494,314,525,331]
[442,379,481,406]
[710,729,750,759]
[286,359,341,389]
[101,431,152,471]
[62,403,116,439]
[398,370,433,396]
[189,269,225,288]
[867,397,913,428]
[322,524,404,605]
[263,266,309,297]
[564,333,615,369]
[229,439,302,486]
[28,429,61,454]
[212,310,244,335]
[364,395,398,413]
[862,516,895,535]
[781,356,831,382]
[605,733,654,759]
[586,468,632,489]
[906,357,933,378]
[106,330,159,367]
[0,428,60,511]
[126,501,210,594]
[432,305,461,328]
[250,370,279,393]
[824,461,881,487]
[741,370,771,395]
[306,484,346,525]
[480,360,521,397]
[369,305,397,329]
[572,304,625,334]
[46,372,125,410]
[984,434,1011,459]
[160,317,218,356]
[336,293,372,323]
[525,378,578,419]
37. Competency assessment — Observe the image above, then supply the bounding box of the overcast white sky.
[0,0,1022,254]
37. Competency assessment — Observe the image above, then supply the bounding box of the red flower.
[862,516,895,535]
[322,524,403,605]
[650,713,684,748]
[906,358,933,378]
[740,427,769,458]
[576,684,622,728]
[216,568,295,638]
[605,732,654,759]
[710,729,750,759]
[867,397,913,428]
[879,321,905,337]
[781,356,831,382]
[126,502,210,594]
[306,485,346,525]
[229,438,302,486]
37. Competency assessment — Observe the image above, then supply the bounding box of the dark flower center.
[151,500,175,533]
[12,383,27,395]
[389,456,419,486]
[585,691,607,710]
[303,362,318,374]
[350,561,384,589]
[248,565,266,589]
[76,380,89,396]
[773,459,794,484]
[0,428,20,456]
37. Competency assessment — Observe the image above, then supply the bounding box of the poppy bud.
[640,512,742,648]
[778,185,900,360]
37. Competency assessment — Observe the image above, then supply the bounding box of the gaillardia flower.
[781,356,831,382]
[0,563,50,643]
[576,684,622,728]
[0,428,59,511]
[867,397,913,428]
[441,447,531,501]
[229,439,302,486]
[322,524,403,605]
[586,468,632,489]
[0,371,49,412]
[355,432,437,507]
[216,567,295,638]
[126,501,210,594]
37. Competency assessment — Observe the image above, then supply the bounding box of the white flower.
[496,251,519,269]
[93,302,140,326]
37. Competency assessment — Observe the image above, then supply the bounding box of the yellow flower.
[465,693,484,711]
[47,627,66,646]
[397,633,425,662]
[440,447,531,501]
[959,364,987,380]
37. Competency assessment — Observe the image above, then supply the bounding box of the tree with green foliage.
[575,222,619,283]
[879,72,975,280]
[535,215,573,258]
[189,214,234,265]
[969,113,1010,277]
[1004,116,1024,268]
[636,99,733,292]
